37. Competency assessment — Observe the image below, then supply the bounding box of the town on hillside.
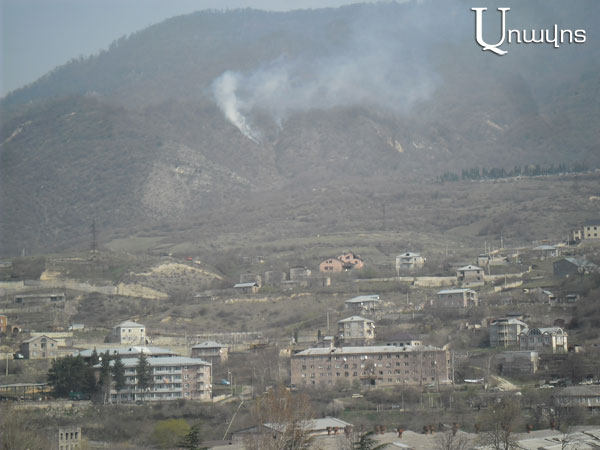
[1,221,599,448]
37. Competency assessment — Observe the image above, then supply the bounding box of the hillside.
[1,1,599,255]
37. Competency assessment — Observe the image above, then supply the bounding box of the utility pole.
[451,351,455,385]
[90,219,98,254]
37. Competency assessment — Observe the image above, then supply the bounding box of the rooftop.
[192,341,227,349]
[456,265,484,271]
[76,346,177,358]
[98,356,211,368]
[21,335,57,344]
[234,282,259,288]
[437,288,475,294]
[338,316,374,323]
[294,344,442,356]
[115,320,144,328]
[345,294,380,304]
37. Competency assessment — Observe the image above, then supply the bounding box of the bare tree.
[436,430,471,450]
[245,385,314,450]
[476,399,521,450]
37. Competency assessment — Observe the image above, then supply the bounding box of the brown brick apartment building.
[291,345,449,388]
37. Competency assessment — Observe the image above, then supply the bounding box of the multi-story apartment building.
[395,252,425,272]
[337,316,375,344]
[291,345,449,388]
[489,318,528,348]
[106,356,211,402]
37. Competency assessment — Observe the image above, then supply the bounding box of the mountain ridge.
[1,1,599,255]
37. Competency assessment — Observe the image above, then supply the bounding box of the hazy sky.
[0,0,383,97]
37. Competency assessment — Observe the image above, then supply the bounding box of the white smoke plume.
[210,1,446,140]
[211,71,261,144]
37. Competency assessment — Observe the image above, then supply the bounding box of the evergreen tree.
[178,424,208,450]
[47,355,97,397]
[352,431,389,450]
[89,348,100,366]
[136,351,153,402]
[99,350,112,404]
[112,354,126,403]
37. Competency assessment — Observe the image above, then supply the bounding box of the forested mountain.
[1,1,599,255]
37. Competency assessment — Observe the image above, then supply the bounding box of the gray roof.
[192,341,227,349]
[234,282,258,288]
[562,258,598,268]
[556,386,600,397]
[98,356,211,368]
[537,327,565,335]
[264,417,352,433]
[76,346,176,358]
[21,335,57,344]
[345,295,380,303]
[397,252,421,258]
[338,316,374,324]
[294,344,442,356]
[534,245,557,251]
[456,265,483,271]
[115,320,144,328]
[492,317,528,325]
[437,288,475,295]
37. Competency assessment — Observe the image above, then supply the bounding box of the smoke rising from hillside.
[211,1,442,140]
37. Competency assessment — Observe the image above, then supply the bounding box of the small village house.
[289,266,312,281]
[477,254,490,267]
[337,316,375,345]
[456,265,485,287]
[264,270,286,286]
[519,327,568,353]
[233,282,260,293]
[385,332,422,348]
[489,317,528,348]
[553,258,599,277]
[583,222,600,239]
[191,341,229,363]
[533,245,561,259]
[319,252,363,273]
[239,273,262,287]
[20,335,58,359]
[436,288,479,308]
[109,320,146,345]
[344,294,381,313]
[395,252,425,272]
